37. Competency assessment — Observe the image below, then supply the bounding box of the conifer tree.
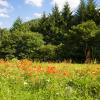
[39,12,47,34]
[86,0,96,20]
[50,4,62,27]
[94,8,100,24]
[62,2,73,30]
[76,0,86,23]
[10,17,23,32]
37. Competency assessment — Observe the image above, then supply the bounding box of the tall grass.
[0,59,100,100]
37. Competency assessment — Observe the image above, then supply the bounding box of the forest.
[0,0,100,63]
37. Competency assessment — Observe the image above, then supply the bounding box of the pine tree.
[10,17,22,32]
[62,2,73,30]
[39,12,47,34]
[50,4,62,27]
[86,0,96,20]
[94,8,100,24]
[46,4,64,45]
[76,0,86,23]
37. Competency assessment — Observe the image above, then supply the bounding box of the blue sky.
[0,0,100,28]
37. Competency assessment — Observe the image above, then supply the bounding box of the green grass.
[0,59,100,100]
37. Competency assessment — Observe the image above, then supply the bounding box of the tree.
[39,12,49,35]
[15,32,44,59]
[46,4,64,45]
[66,20,97,63]
[76,0,86,23]
[29,19,40,32]
[0,28,9,37]
[0,31,44,60]
[93,26,100,62]
[86,0,96,20]
[50,4,62,27]
[0,31,16,59]
[10,17,23,32]
[39,4,64,45]
[94,8,100,24]
[39,44,56,61]
[62,2,73,30]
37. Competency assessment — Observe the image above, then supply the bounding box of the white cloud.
[0,8,9,18]
[24,13,42,22]
[51,0,80,11]
[0,8,7,14]
[24,0,80,12]
[24,16,32,21]
[0,0,9,7]
[0,0,14,18]
[33,13,42,18]
[25,0,43,7]
[0,13,9,18]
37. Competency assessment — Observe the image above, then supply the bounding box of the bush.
[39,44,57,61]
[0,31,44,60]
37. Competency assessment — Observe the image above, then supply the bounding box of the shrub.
[39,44,57,61]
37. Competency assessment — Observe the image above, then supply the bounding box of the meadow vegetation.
[0,59,100,100]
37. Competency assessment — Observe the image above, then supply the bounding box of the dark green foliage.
[86,0,96,20]
[10,17,23,32]
[0,31,16,59]
[62,2,73,31]
[93,27,100,61]
[50,4,62,28]
[55,43,69,61]
[39,5,67,45]
[39,44,57,61]
[94,8,100,24]
[28,19,40,32]
[0,31,44,59]
[64,20,98,62]
[15,32,44,59]
[76,0,86,23]
[39,12,47,34]
[43,5,64,45]
[76,0,98,24]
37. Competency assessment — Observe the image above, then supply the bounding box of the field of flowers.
[0,59,100,100]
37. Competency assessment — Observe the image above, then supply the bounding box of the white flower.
[24,81,28,85]
[56,92,60,96]
[65,86,73,93]
[47,79,50,82]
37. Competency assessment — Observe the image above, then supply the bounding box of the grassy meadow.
[0,59,100,100]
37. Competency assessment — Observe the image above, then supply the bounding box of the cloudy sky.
[0,0,100,28]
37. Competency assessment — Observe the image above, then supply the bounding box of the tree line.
[0,0,100,63]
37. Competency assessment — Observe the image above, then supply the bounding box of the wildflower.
[47,66,56,74]
[56,92,60,96]
[65,86,73,93]
[46,79,50,82]
[24,81,28,85]
[63,71,70,76]
[96,68,100,72]
[91,72,96,75]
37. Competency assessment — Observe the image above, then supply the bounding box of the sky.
[0,0,100,28]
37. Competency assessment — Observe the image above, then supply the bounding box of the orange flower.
[63,71,70,76]
[46,66,57,74]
